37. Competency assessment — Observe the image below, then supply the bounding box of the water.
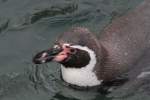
[0,0,147,100]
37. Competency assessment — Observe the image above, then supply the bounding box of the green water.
[0,0,145,100]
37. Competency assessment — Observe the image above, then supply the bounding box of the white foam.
[61,45,102,87]
[137,71,150,78]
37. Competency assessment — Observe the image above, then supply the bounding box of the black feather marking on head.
[60,48,91,68]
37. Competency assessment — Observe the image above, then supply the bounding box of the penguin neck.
[93,43,110,80]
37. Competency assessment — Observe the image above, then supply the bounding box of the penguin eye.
[65,45,70,48]
[70,48,77,54]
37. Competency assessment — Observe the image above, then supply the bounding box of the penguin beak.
[33,47,62,64]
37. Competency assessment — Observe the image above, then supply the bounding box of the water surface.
[0,0,145,100]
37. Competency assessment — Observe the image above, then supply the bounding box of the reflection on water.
[0,0,145,100]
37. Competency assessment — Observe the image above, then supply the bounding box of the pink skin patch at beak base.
[53,45,71,62]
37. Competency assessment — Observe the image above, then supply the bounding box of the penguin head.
[33,42,91,68]
[33,27,101,68]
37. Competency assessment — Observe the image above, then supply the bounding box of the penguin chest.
[61,65,102,87]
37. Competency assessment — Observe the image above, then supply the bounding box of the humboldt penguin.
[33,0,150,88]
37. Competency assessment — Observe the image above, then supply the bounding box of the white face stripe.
[63,43,70,46]
[61,45,102,87]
